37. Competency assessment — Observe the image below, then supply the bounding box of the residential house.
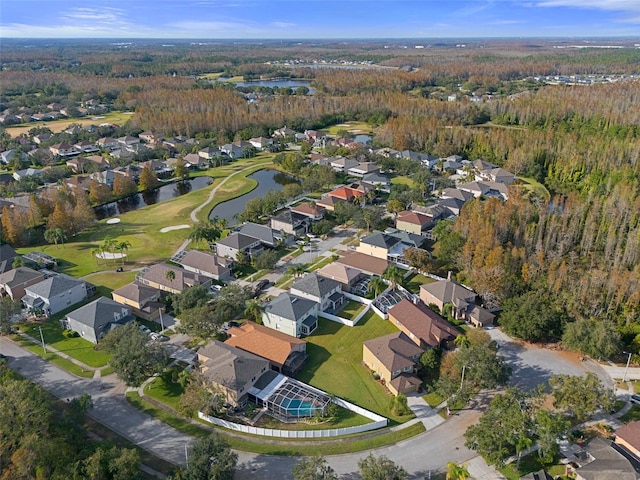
[32,133,52,145]
[477,167,515,186]
[85,154,111,169]
[304,130,327,145]
[356,230,421,263]
[316,262,364,293]
[291,202,325,221]
[262,292,319,338]
[13,168,43,181]
[114,164,141,182]
[466,305,495,328]
[395,211,435,236]
[31,113,56,122]
[249,137,273,150]
[324,185,364,203]
[74,141,99,154]
[89,169,116,187]
[0,267,45,301]
[419,273,477,320]
[138,131,157,144]
[198,146,221,160]
[362,172,391,192]
[197,340,270,408]
[61,297,134,344]
[111,282,164,321]
[238,222,278,247]
[572,437,636,480]
[215,233,263,260]
[330,157,359,172]
[66,157,96,173]
[96,137,119,151]
[171,250,233,282]
[336,251,388,277]
[316,195,344,212]
[614,421,640,460]
[273,126,297,138]
[363,332,424,395]
[219,143,244,159]
[22,274,87,316]
[117,136,140,147]
[136,263,211,295]
[348,162,380,177]
[440,187,475,203]
[225,322,307,376]
[0,149,27,165]
[290,273,345,313]
[0,244,18,274]
[388,299,459,349]
[270,210,309,236]
[183,153,206,169]
[456,181,491,198]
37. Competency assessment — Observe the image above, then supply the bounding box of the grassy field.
[16,156,276,279]
[4,111,137,138]
[297,311,413,424]
[514,176,551,203]
[390,175,414,187]
[403,272,436,294]
[322,121,373,137]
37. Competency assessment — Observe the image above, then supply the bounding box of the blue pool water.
[284,399,317,417]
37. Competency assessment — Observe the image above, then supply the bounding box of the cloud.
[61,7,127,24]
[490,19,523,25]
[271,21,295,28]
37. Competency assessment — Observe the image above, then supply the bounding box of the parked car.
[138,325,151,334]
[253,280,270,295]
[631,394,640,405]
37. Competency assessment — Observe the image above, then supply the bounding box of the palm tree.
[245,300,265,323]
[454,334,470,349]
[90,248,102,266]
[117,240,132,266]
[102,237,118,264]
[368,275,387,297]
[446,462,470,480]
[286,264,307,278]
[165,269,176,285]
[382,264,404,291]
[44,228,65,249]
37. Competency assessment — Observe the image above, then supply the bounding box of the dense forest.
[1,39,640,357]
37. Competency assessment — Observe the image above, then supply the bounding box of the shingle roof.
[359,231,402,249]
[138,263,208,291]
[615,421,640,452]
[177,250,231,275]
[440,188,475,202]
[66,297,132,329]
[198,341,269,391]
[337,251,388,276]
[25,275,85,298]
[291,273,341,299]
[216,233,259,250]
[420,279,476,305]
[238,222,276,245]
[225,322,306,366]
[316,263,362,285]
[0,244,17,274]
[577,437,636,480]
[396,211,432,227]
[0,267,43,287]
[291,202,325,218]
[388,299,459,348]
[364,331,423,372]
[265,293,317,322]
[112,282,159,304]
[389,373,422,392]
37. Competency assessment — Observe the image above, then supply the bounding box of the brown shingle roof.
[336,251,388,276]
[138,263,208,291]
[178,250,231,275]
[291,202,325,218]
[111,282,159,304]
[317,262,362,285]
[396,210,432,226]
[198,340,269,391]
[225,322,305,366]
[364,331,423,373]
[388,299,459,348]
[616,421,640,452]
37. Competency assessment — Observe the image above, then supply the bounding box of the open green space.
[422,390,445,408]
[297,311,413,424]
[338,300,367,321]
[4,111,137,138]
[11,334,95,377]
[144,367,185,411]
[390,175,414,187]
[403,272,436,294]
[127,391,425,456]
[514,176,551,203]
[83,270,138,291]
[322,121,373,137]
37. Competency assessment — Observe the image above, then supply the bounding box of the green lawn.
[403,272,436,294]
[423,390,445,408]
[322,121,373,137]
[390,175,413,187]
[297,311,413,424]
[12,335,95,377]
[619,405,640,422]
[19,300,111,368]
[515,176,551,203]
[338,300,366,321]
[144,367,185,410]
[255,405,371,431]
[83,270,138,291]
[499,453,565,480]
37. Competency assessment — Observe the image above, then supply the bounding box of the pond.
[209,169,298,226]
[94,176,213,220]
[234,79,312,89]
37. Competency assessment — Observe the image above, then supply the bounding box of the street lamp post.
[159,308,165,332]
[460,365,470,391]
[38,325,47,354]
[623,351,632,383]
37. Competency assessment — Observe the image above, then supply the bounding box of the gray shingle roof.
[216,233,260,250]
[238,222,276,246]
[66,297,132,329]
[360,231,402,249]
[198,340,269,390]
[0,267,43,287]
[26,275,85,298]
[291,273,340,299]
[265,293,317,321]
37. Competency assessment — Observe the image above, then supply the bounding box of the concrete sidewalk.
[406,392,446,430]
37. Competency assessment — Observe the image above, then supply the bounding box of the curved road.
[1,327,610,479]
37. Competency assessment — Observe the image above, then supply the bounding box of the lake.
[94,176,213,220]
[234,79,312,89]
[209,169,298,226]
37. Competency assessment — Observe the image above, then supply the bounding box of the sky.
[1,0,639,39]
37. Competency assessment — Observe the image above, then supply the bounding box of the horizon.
[1,0,640,40]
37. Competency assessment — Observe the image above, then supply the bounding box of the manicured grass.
[423,391,445,408]
[322,121,372,137]
[126,391,425,456]
[499,453,565,480]
[144,367,185,411]
[390,175,414,187]
[339,300,366,321]
[297,311,413,424]
[403,272,436,294]
[83,270,138,291]
[12,335,95,377]
[4,110,137,138]
[308,255,339,272]
[19,303,111,368]
[255,405,371,431]
[619,405,640,422]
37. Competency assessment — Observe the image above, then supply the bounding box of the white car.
[631,394,640,405]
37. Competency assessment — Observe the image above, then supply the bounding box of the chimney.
[447,271,452,281]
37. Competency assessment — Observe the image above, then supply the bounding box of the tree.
[549,373,614,422]
[252,249,279,270]
[389,393,411,416]
[286,264,307,278]
[177,305,220,339]
[446,462,470,480]
[47,201,74,237]
[88,179,112,204]
[174,156,189,182]
[112,174,138,197]
[358,454,408,480]
[71,188,97,233]
[188,220,222,249]
[171,285,211,315]
[244,300,265,323]
[419,348,441,379]
[169,433,237,480]
[292,455,338,480]
[382,264,404,290]
[44,227,66,249]
[139,164,161,191]
[116,240,131,266]
[499,292,564,342]
[0,296,21,335]
[100,323,167,387]
[562,317,621,358]
[535,408,570,462]
[368,275,387,297]
[165,269,176,284]
[386,199,405,216]
[403,247,434,273]
[82,445,141,480]
[177,371,225,418]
